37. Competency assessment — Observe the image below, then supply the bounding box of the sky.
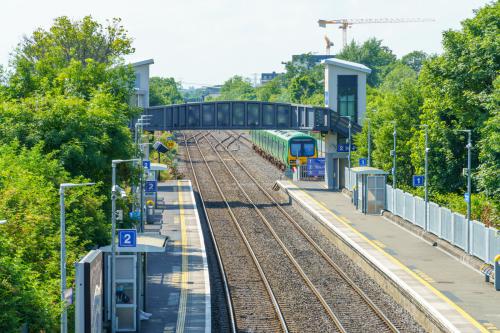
[0,0,491,87]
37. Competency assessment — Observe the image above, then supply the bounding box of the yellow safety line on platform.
[176,180,189,333]
[292,184,488,333]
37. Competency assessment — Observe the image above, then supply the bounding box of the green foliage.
[401,51,429,73]
[0,15,137,331]
[149,77,183,106]
[337,38,397,86]
[354,2,499,227]
[216,75,256,100]
[0,143,108,331]
[0,254,55,332]
[8,16,134,99]
[477,76,500,197]
[0,93,136,183]
[415,0,499,194]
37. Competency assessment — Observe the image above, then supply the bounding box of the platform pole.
[324,131,337,190]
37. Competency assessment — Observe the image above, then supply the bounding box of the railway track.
[183,133,287,332]
[186,132,342,332]
[205,131,400,333]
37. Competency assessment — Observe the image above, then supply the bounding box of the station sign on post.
[118,229,137,248]
[145,180,157,193]
[142,160,151,169]
[129,211,140,221]
[337,144,357,152]
[412,175,425,187]
[359,158,368,167]
[464,192,470,203]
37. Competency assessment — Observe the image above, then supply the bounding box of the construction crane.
[318,18,435,47]
[324,35,334,55]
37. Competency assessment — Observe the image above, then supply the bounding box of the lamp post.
[111,159,139,333]
[391,121,397,189]
[59,182,95,333]
[367,118,371,167]
[417,124,430,231]
[458,129,472,252]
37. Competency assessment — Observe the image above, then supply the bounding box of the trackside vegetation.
[0,16,139,332]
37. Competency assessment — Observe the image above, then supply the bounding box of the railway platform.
[277,180,500,333]
[141,180,211,333]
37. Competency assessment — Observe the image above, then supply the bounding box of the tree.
[337,38,397,87]
[401,51,429,73]
[149,77,183,106]
[477,76,500,197]
[8,16,134,99]
[416,1,499,194]
[217,75,256,100]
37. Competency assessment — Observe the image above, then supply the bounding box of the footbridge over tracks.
[136,101,361,136]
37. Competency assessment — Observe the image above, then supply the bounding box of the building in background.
[260,71,282,85]
[131,59,154,108]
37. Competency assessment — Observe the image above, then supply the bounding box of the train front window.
[303,142,315,157]
[290,143,301,157]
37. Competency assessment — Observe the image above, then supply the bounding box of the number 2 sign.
[118,229,137,247]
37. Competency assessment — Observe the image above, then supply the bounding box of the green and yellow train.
[249,130,317,170]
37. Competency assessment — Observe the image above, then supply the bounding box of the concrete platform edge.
[278,181,477,333]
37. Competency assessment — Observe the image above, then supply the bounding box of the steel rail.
[200,134,347,333]
[182,133,237,333]
[190,132,290,333]
[210,131,400,333]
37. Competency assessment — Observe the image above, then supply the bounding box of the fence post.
[485,227,490,264]
[438,205,442,238]
[451,212,455,245]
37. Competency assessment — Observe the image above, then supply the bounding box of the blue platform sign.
[145,180,157,192]
[142,160,151,169]
[118,229,137,247]
[359,158,368,167]
[412,175,425,187]
[306,158,325,177]
[129,211,140,221]
[464,192,470,202]
[337,144,357,152]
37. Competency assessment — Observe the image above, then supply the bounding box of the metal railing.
[345,167,500,265]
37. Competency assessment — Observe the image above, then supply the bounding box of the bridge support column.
[325,131,338,190]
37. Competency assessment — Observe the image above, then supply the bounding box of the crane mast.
[318,18,435,47]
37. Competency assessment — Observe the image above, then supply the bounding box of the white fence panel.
[488,228,500,265]
[440,208,453,242]
[471,220,487,262]
[452,213,466,250]
[414,197,425,228]
[428,202,440,236]
[404,193,414,223]
[350,170,356,191]
[395,189,405,217]
[386,185,393,212]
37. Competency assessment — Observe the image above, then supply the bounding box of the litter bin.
[146,200,155,224]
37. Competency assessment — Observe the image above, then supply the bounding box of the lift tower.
[318,18,435,47]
